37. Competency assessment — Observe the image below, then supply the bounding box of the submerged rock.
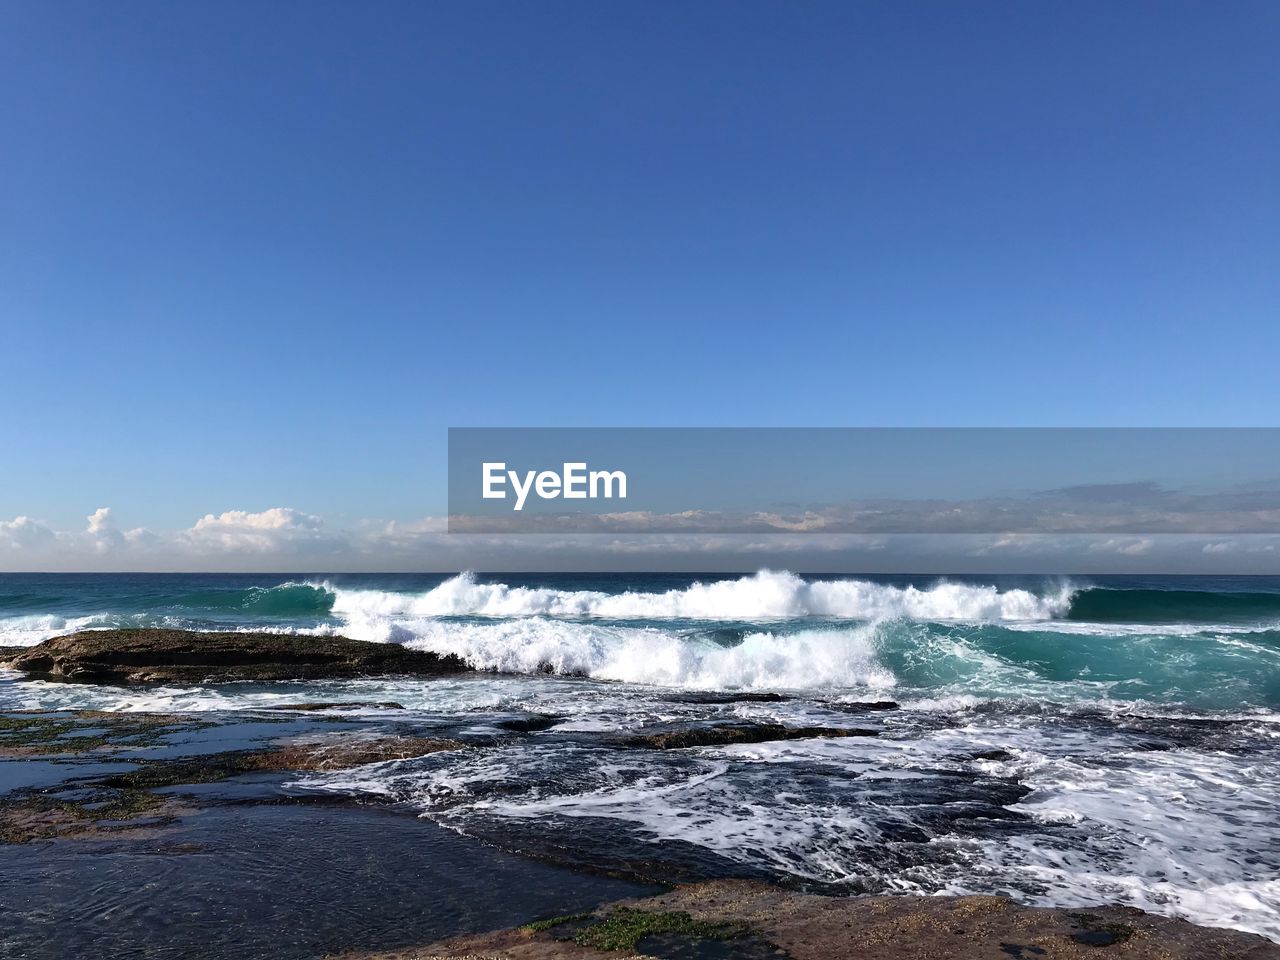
[1,629,471,684]
[659,691,795,704]
[0,724,470,844]
[497,714,563,733]
[263,702,407,712]
[618,724,878,750]
[0,710,199,757]
[0,788,184,844]
[827,699,900,713]
[96,734,468,788]
[246,734,466,772]
[341,879,1280,959]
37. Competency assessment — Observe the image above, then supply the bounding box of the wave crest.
[324,570,1071,623]
[364,618,895,691]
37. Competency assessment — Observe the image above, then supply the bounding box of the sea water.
[2,570,1278,940]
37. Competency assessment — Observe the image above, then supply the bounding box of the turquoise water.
[3,570,1279,710]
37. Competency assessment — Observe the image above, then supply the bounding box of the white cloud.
[0,516,57,550]
[749,511,831,532]
[85,507,125,555]
[184,507,336,553]
[1203,539,1280,555]
[973,533,1042,555]
[80,507,155,556]
[86,507,113,535]
[2,507,1280,572]
[1087,538,1154,556]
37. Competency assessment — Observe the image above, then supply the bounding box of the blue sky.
[1,1,1277,570]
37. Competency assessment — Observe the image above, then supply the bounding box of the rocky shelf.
[0,629,471,684]
[338,878,1280,959]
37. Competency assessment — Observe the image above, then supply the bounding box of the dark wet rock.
[618,724,878,750]
[827,699,900,713]
[2,629,471,684]
[343,879,1280,959]
[638,930,792,959]
[535,661,589,678]
[971,749,1014,761]
[497,714,563,733]
[263,702,406,712]
[100,735,467,788]
[98,754,263,790]
[660,692,793,705]
[247,735,466,772]
[1067,911,1135,946]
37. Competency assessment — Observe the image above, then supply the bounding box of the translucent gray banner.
[447,428,1280,534]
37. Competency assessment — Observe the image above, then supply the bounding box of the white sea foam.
[296,716,1280,942]
[0,673,551,714]
[321,570,1073,623]
[0,612,203,647]
[960,739,1280,940]
[1003,619,1276,637]
[311,615,898,691]
[0,613,112,647]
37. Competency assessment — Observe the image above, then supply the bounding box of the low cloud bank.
[0,507,1277,573]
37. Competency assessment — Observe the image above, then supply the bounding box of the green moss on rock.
[573,908,747,951]
[519,912,589,934]
[0,788,173,843]
[0,711,194,756]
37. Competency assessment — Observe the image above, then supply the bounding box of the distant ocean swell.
[9,570,1280,630]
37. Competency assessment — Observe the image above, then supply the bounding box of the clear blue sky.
[2,0,1277,543]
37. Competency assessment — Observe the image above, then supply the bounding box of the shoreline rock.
[336,879,1280,959]
[0,715,470,843]
[1,629,471,684]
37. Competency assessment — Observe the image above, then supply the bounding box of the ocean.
[2,570,1279,942]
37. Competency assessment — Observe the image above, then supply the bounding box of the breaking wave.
[383,619,899,691]
[322,570,1073,622]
